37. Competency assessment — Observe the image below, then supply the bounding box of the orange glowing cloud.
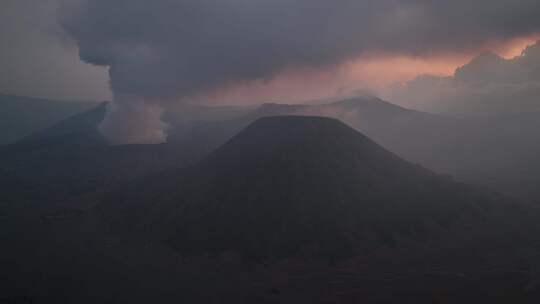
[489,34,540,59]
[194,36,540,105]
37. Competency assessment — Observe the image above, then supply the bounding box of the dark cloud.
[385,41,540,114]
[59,0,540,142]
[62,0,540,100]
[0,0,111,101]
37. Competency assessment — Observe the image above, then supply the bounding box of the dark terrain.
[5,94,539,201]
[0,94,98,145]
[105,116,538,259]
[171,97,540,202]
[2,115,540,303]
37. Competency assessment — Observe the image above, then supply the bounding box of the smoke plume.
[99,96,168,144]
[60,0,540,143]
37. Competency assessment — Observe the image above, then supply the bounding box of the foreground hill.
[103,116,537,260]
[0,94,98,145]
[4,116,540,303]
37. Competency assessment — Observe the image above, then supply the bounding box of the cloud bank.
[60,0,540,143]
[0,0,111,101]
[384,41,540,114]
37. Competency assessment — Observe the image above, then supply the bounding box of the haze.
[2,0,540,143]
[2,1,540,303]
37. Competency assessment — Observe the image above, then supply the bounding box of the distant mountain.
[0,102,255,203]
[171,96,450,151]
[5,94,540,202]
[0,94,99,145]
[103,116,534,260]
[167,99,355,148]
[0,102,197,202]
[164,102,257,124]
[16,102,108,147]
[171,97,540,202]
[10,99,254,149]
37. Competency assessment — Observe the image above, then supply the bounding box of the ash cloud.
[385,41,540,114]
[60,0,540,143]
[99,96,168,144]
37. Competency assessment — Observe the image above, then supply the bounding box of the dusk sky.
[6,3,540,302]
[1,0,540,105]
[1,0,111,101]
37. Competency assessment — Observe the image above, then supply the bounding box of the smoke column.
[60,0,540,144]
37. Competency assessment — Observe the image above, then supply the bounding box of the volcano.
[104,116,533,260]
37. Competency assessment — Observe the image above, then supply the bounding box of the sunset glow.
[492,34,540,59]
[196,36,540,105]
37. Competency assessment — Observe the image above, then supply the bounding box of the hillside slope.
[104,116,536,260]
[0,94,98,145]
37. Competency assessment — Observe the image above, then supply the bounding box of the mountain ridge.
[101,116,533,260]
[0,93,99,145]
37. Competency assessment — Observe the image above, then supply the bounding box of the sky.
[384,40,540,113]
[0,0,111,101]
[1,0,540,143]
[197,37,540,106]
[1,0,539,104]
